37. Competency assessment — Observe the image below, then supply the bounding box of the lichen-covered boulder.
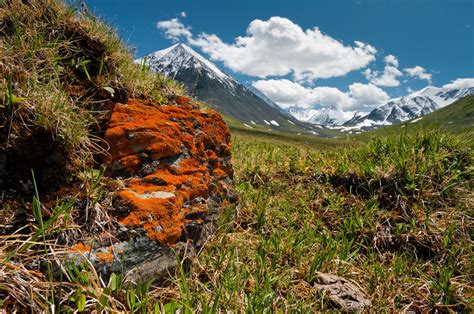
[70,97,236,281]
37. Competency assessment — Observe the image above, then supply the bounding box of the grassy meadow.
[3,123,472,312]
[154,129,472,312]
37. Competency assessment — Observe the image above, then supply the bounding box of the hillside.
[1,1,235,311]
[409,94,474,132]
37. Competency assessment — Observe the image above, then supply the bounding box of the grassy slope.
[222,113,347,149]
[413,94,474,132]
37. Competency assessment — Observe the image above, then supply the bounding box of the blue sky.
[85,0,473,111]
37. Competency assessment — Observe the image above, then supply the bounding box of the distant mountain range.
[335,86,474,132]
[360,94,474,138]
[291,85,474,132]
[287,106,359,126]
[137,43,473,135]
[137,43,316,133]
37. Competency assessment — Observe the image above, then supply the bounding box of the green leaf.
[109,273,118,291]
[77,292,86,311]
[11,95,26,104]
[163,301,178,314]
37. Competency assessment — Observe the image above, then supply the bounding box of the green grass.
[155,130,472,312]
[2,130,465,312]
[2,122,471,312]
[222,113,349,149]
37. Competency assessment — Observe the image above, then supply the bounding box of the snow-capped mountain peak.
[287,106,358,126]
[137,43,237,88]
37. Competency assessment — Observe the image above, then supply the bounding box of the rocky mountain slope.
[137,43,314,133]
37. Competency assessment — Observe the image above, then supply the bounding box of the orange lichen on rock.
[95,251,114,263]
[70,242,91,253]
[103,98,234,245]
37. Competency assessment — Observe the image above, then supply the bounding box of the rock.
[313,272,371,311]
[69,97,236,282]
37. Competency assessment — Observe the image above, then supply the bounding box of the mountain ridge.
[283,85,474,132]
[337,85,474,131]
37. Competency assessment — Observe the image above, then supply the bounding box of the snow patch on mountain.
[287,106,359,126]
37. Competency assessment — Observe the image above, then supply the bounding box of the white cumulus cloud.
[384,54,399,67]
[348,83,390,109]
[404,66,432,83]
[180,11,187,18]
[251,79,351,109]
[157,16,377,81]
[442,78,474,89]
[363,55,403,87]
[252,80,388,111]
[156,18,192,42]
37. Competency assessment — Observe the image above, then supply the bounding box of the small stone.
[313,272,371,311]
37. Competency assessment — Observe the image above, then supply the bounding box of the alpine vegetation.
[0,0,473,312]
